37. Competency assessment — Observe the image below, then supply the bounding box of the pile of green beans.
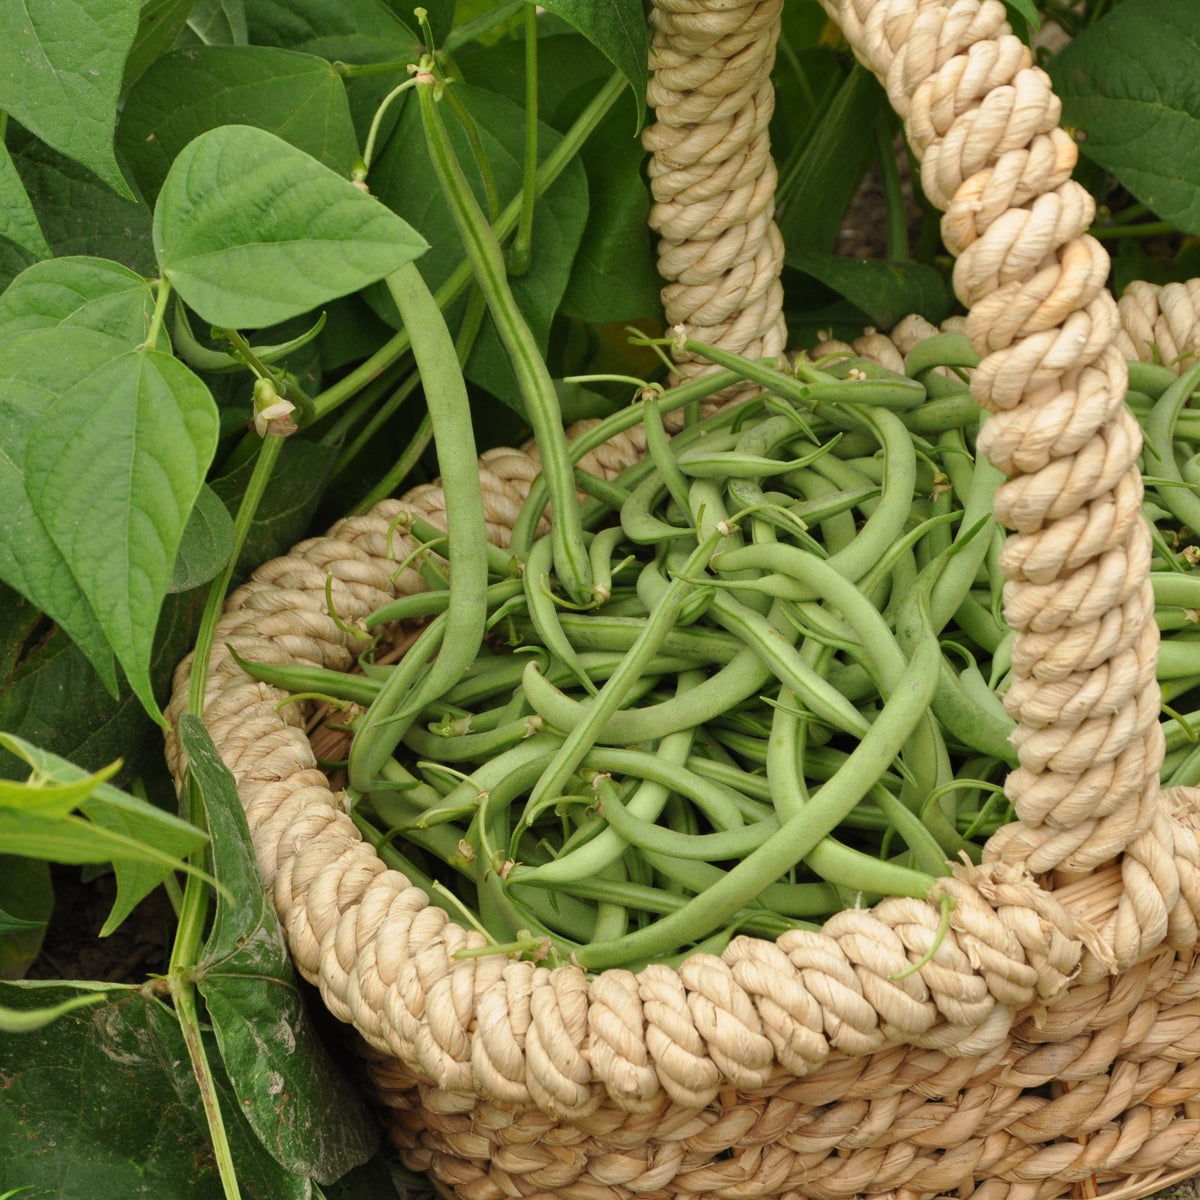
[239,342,1200,972]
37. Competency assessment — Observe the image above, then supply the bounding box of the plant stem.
[308,69,624,425]
[143,276,172,350]
[875,115,909,262]
[509,2,539,276]
[188,434,285,718]
[1090,220,1175,241]
[416,70,592,603]
[170,971,243,1200]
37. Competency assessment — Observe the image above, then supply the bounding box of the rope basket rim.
[164,0,1200,1158]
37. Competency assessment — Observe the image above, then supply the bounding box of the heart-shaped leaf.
[15,329,219,721]
[119,46,359,204]
[540,0,647,127]
[1050,0,1200,235]
[0,144,51,262]
[154,124,428,328]
[0,257,157,344]
[0,0,139,197]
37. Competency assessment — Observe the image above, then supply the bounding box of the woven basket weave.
[166,2,1200,1198]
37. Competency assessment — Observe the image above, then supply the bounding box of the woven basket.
[165,2,1200,1198]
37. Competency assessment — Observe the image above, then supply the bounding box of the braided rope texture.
[162,3,1200,1198]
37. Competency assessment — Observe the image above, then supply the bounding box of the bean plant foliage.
[0,0,1197,1196]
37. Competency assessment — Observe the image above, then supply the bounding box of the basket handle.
[648,0,1163,887]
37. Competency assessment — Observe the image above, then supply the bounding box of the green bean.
[509,373,754,556]
[638,850,843,918]
[1127,358,1180,399]
[416,80,591,603]
[519,612,741,664]
[347,264,491,790]
[508,676,704,886]
[641,394,692,514]
[402,714,546,763]
[228,646,382,706]
[903,332,980,378]
[707,591,870,736]
[367,576,523,628]
[522,529,726,810]
[591,776,775,860]
[573,623,942,969]
[521,643,772,744]
[682,338,928,415]
[588,526,630,603]
[538,875,800,939]
[522,535,598,695]
[931,653,1017,765]
[582,747,747,831]
[573,467,629,513]
[1143,361,1200,534]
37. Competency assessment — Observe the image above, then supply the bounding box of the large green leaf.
[560,81,660,323]
[0,0,138,197]
[12,328,219,721]
[0,143,51,261]
[122,0,196,91]
[368,82,588,409]
[0,257,157,345]
[8,128,157,274]
[169,483,237,594]
[539,0,647,128]
[0,330,119,694]
[785,250,950,330]
[155,125,428,329]
[1050,0,1200,235]
[1,732,209,934]
[182,716,379,1182]
[244,0,418,62]
[119,46,360,204]
[0,982,310,1199]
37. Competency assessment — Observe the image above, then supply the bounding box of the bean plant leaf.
[155,125,429,329]
[0,143,52,262]
[0,982,310,1199]
[0,257,157,345]
[0,0,139,198]
[0,731,209,934]
[1049,0,1200,235]
[210,437,338,574]
[785,250,950,329]
[182,716,380,1182]
[119,46,360,204]
[538,0,647,128]
[123,0,196,91]
[8,128,157,274]
[169,483,237,594]
[456,33,657,323]
[0,330,118,695]
[1002,0,1040,31]
[244,0,418,62]
[16,329,219,722]
[560,82,660,323]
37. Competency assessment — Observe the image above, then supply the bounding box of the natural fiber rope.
[643,0,788,385]
[164,3,1200,1198]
